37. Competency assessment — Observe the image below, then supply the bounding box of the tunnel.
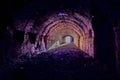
[33,12,95,57]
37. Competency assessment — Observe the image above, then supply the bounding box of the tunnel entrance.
[44,21,81,50]
[35,12,95,57]
[19,12,94,57]
[64,35,73,44]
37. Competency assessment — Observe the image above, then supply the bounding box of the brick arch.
[36,12,94,57]
[44,21,82,50]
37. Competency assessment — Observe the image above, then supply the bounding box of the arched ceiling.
[45,21,84,37]
[33,12,94,57]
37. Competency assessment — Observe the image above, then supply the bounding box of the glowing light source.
[65,36,72,44]
[58,12,68,16]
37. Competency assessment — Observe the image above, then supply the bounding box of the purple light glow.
[58,12,67,16]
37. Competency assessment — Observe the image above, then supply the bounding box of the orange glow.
[45,21,83,50]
